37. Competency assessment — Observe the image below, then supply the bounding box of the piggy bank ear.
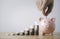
[51,18,55,22]
[39,17,43,21]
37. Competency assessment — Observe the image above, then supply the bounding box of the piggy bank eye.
[49,21,50,23]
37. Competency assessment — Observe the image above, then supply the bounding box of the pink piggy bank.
[39,17,55,36]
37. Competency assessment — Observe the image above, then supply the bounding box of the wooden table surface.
[0,32,60,39]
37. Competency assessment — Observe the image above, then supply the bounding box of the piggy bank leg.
[42,33,45,36]
[40,32,45,36]
[51,33,53,36]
